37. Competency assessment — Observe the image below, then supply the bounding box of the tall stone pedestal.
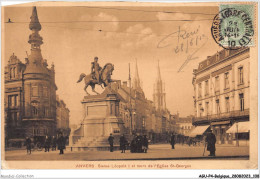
[70,88,124,150]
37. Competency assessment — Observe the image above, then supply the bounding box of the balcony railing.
[193,109,249,123]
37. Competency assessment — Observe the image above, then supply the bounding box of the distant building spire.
[133,59,141,90]
[153,60,166,111]
[157,60,162,82]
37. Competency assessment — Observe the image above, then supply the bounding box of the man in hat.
[119,134,127,153]
[108,133,114,152]
[142,135,149,153]
[205,129,216,156]
[170,133,175,149]
[57,132,65,155]
[91,57,102,84]
[25,137,32,154]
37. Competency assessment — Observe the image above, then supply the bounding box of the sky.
[3,3,224,125]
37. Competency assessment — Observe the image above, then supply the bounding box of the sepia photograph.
[1,1,258,172]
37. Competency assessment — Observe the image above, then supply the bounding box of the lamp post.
[129,63,132,135]
[236,122,239,147]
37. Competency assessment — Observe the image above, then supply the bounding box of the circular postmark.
[211,8,254,49]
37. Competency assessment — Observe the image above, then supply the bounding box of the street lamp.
[236,122,239,147]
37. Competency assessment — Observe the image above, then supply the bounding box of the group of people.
[25,133,66,155]
[107,133,149,153]
[43,136,57,152]
[130,134,149,153]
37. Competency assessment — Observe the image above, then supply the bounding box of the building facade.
[109,61,173,142]
[192,47,250,145]
[173,114,195,136]
[4,7,57,144]
[56,95,70,137]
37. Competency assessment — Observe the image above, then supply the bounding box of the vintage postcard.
[1,1,259,172]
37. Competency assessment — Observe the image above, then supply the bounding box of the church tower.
[133,60,145,98]
[133,60,141,91]
[153,61,166,111]
[22,6,57,137]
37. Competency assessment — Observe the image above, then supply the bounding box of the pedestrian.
[205,129,216,156]
[57,133,65,155]
[136,134,143,153]
[170,133,175,149]
[25,137,32,154]
[142,135,149,153]
[119,134,127,153]
[52,136,57,151]
[44,135,50,152]
[108,133,114,152]
[130,135,137,153]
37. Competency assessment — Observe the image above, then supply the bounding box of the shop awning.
[211,121,230,125]
[188,125,210,137]
[226,121,250,133]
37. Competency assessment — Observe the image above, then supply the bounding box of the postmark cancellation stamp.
[211,4,254,49]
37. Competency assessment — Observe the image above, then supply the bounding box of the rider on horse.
[91,57,102,85]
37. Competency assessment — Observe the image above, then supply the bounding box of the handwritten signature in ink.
[157,26,208,72]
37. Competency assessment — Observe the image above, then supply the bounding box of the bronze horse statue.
[77,63,115,95]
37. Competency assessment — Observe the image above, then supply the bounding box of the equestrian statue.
[77,57,115,95]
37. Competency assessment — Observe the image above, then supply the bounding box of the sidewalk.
[4,144,249,161]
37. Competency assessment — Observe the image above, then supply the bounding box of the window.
[8,95,18,107]
[44,129,48,135]
[216,99,220,114]
[199,103,203,117]
[238,67,244,84]
[205,102,209,115]
[32,86,38,97]
[205,80,209,95]
[13,67,16,78]
[33,128,37,136]
[43,107,48,117]
[239,93,244,111]
[8,95,12,107]
[142,118,146,128]
[32,106,38,116]
[224,72,230,89]
[198,83,202,97]
[215,76,220,92]
[225,97,230,112]
[110,104,113,115]
[43,87,48,97]
[9,68,12,79]
[31,101,39,116]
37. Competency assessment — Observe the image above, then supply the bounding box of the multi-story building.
[4,7,57,145]
[192,47,250,145]
[109,61,173,142]
[176,115,195,136]
[56,95,70,137]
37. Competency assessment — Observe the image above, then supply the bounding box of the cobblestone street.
[5,144,249,161]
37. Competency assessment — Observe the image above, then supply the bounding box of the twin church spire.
[133,60,166,111]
